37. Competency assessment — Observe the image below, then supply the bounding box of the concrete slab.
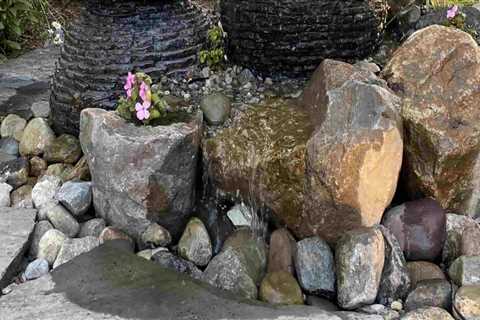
[0,208,36,289]
[0,243,341,320]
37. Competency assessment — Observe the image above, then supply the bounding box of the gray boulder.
[46,204,80,237]
[336,227,385,310]
[0,157,29,188]
[200,93,232,125]
[377,225,411,305]
[443,214,480,266]
[404,279,452,312]
[23,258,49,280]
[10,184,33,209]
[32,175,62,209]
[55,181,92,217]
[152,250,202,280]
[79,108,202,240]
[1,114,26,141]
[78,218,106,238]
[294,236,335,297]
[449,256,480,286]
[0,182,12,207]
[29,220,54,258]
[19,118,55,157]
[178,217,212,267]
[38,229,67,266]
[140,223,171,249]
[53,237,101,268]
[0,137,19,156]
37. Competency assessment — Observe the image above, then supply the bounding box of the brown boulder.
[383,25,480,216]
[267,229,296,275]
[407,261,446,288]
[205,60,403,244]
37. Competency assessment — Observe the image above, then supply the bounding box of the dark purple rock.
[382,198,446,261]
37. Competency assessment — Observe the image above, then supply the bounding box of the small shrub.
[199,22,227,70]
[0,0,49,58]
[116,72,168,125]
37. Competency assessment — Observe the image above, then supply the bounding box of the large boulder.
[382,198,446,261]
[383,25,480,216]
[205,60,403,244]
[336,227,385,310]
[443,214,480,266]
[79,109,202,240]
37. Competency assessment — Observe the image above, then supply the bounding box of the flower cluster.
[444,4,477,38]
[116,72,167,124]
[47,21,64,46]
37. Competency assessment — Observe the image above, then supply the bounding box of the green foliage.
[116,72,169,125]
[426,0,478,8]
[199,24,226,70]
[0,0,49,58]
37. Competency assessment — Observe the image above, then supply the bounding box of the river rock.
[53,236,101,268]
[32,175,62,209]
[152,250,202,281]
[268,228,296,275]
[29,220,53,258]
[140,223,171,249]
[0,157,29,188]
[78,218,106,238]
[206,61,402,244]
[10,184,33,209]
[461,225,480,257]
[62,155,90,182]
[294,236,335,297]
[23,258,49,281]
[406,261,446,288]
[178,218,212,267]
[226,203,252,228]
[1,114,26,141]
[44,134,82,164]
[46,204,80,237]
[200,92,231,125]
[31,100,50,118]
[99,227,134,251]
[29,156,47,177]
[377,225,411,305]
[454,285,480,320]
[0,183,12,207]
[45,163,74,181]
[79,108,202,240]
[336,227,385,310]
[19,118,55,156]
[449,256,480,286]
[259,271,304,305]
[222,229,267,284]
[404,279,452,312]
[0,137,19,156]
[202,246,258,299]
[443,214,479,266]
[38,229,67,266]
[382,198,446,261]
[383,25,480,216]
[401,307,454,320]
[357,304,400,320]
[55,181,92,217]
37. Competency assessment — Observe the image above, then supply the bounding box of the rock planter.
[50,0,208,135]
[80,108,203,241]
[220,0,388,75]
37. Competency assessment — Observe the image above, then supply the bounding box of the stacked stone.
[220,0,388,75]
[50,0,209,135]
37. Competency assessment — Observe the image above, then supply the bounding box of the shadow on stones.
[49,242,332,320]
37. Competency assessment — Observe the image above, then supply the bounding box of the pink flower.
[447,5,458,19]
[139,82,150,102]
[124,72,136,98]
[135,100,151,121]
